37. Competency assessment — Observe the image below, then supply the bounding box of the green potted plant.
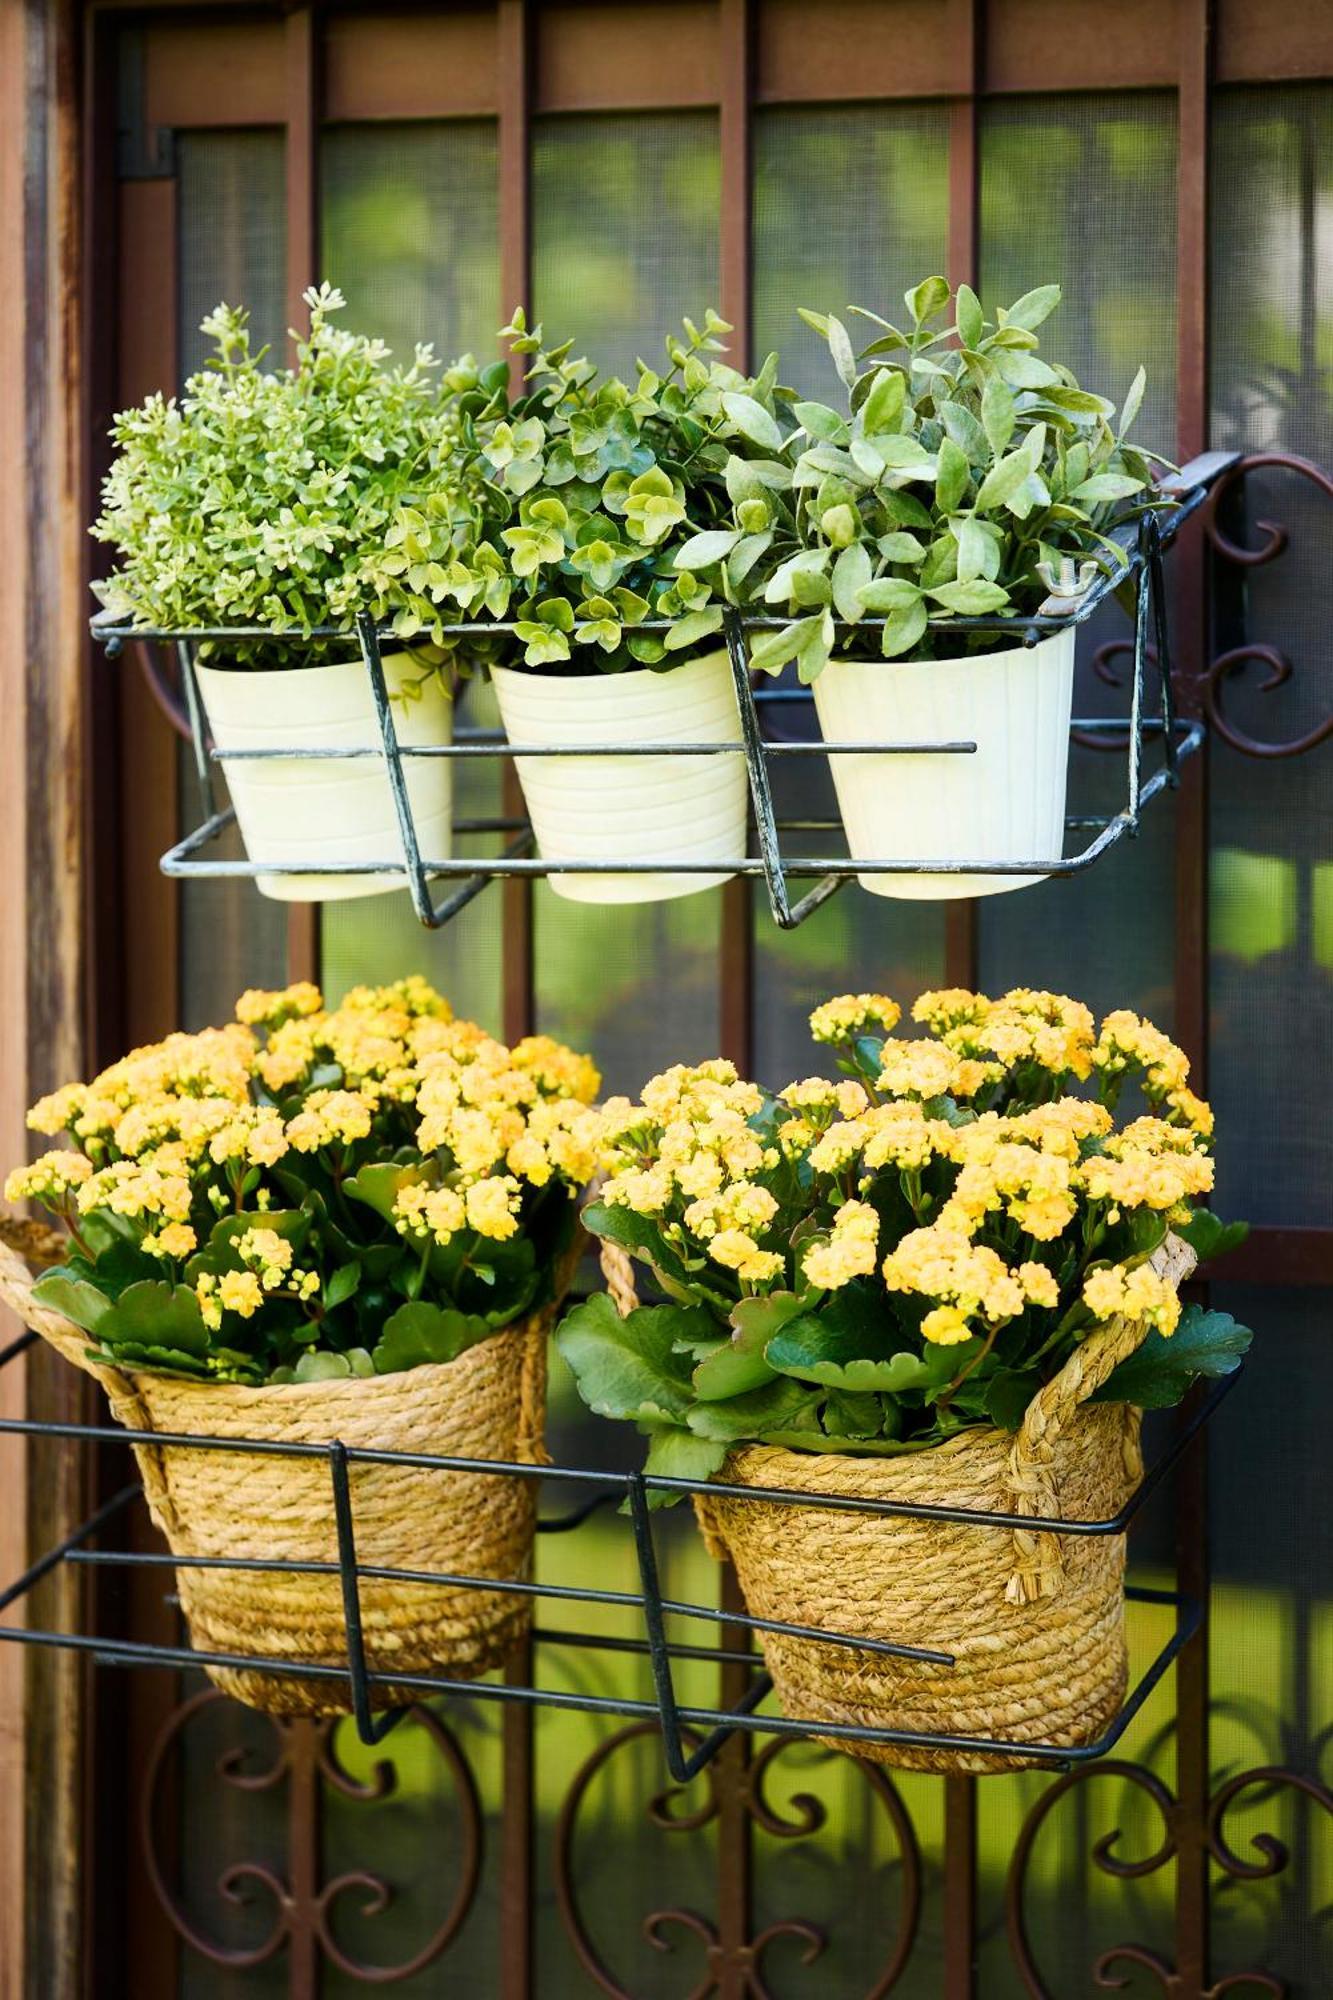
[93,285,491,902]
[679,278,1161,899]
[1,976,602,1715]
[435,309,778,904]
[557,987,1249,1768]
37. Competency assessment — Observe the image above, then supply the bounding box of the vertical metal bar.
[1127,533,1149,827]
[625,1474,690,1783]
[497,17,536,1995]
[944,22,982,1996]
[718,23,758,1970]
[943,1775,978,1997]
[176,641,217,824]
[284,2,322,990]
[285,1722,322,2000]
[725,612,794,929]
[356,611,435,926]
[1174,5,1214,1992]
[718,0,756,1076]
[328,1441,402,1751]
[944,0,983,1002]
[498,0,534,1051]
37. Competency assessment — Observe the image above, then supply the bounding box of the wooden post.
[0,1,91,1994]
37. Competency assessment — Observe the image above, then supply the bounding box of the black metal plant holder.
[92,452,1237,932]
[0,1311,1237,1777]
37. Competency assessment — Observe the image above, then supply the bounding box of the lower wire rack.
[0,1343,1235,1781]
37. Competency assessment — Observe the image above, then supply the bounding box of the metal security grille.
[66,6,1333,1995]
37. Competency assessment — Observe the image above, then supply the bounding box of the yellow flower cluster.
[808,994,901,1045]
[9,980,600,1284]
[4,1150,93,1204]
[1082,1260,1181,1336]
[931,988,1096,1081]
[234,982,324,1028]
[592,990,1218,1353]
[874,1039,1000,1102]
[803,1199,880,1290]
[285,1089,376,1153]
[394,1183,466,1244]
[1091,1010,1191,1100]
[942,1142,1078,1241]
[1077,1143,1214,1218]
[881,1225,1031,1341]
[237,1227,295,1289]
[707,1230,784,1283]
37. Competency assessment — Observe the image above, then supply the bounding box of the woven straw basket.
[0,1226,573,1717]
[601,1233,1194,1774]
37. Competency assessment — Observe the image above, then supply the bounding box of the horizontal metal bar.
[0,1361,1230,1536]
[209,739,980,762]
[156,722,1204,884]
[0,1586,1198,1768]
[204,715,1180,769]
[531,1625,763,1669]
[65,1546,952,1665]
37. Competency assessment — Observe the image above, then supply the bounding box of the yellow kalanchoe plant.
[7,978,601,1384]
[557,988,1250,1498]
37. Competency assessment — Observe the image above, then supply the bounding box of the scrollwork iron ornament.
[554,1722,920,1997]
[141,1687,483,1983]
[1198,453,1333,758]
[1005,1757,1333,1998]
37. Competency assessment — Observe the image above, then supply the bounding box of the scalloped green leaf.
[556,1294,698,1425]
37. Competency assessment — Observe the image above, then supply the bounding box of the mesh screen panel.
[322,121,500,360]
[1209,85,1333,1226]
[977,93,1179,1028]
[176,131,289,1027]
[532,112,720,384]
[753,103,951,394]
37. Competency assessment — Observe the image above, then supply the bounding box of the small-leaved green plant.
[93,284,491,669]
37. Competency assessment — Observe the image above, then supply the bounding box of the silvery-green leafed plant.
[93,284,491,669]
[423,308,783,674]
[674,276,1164,681]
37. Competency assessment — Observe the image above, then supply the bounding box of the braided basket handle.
[1005,1231,1197,1603]
[598,1236,641,1318]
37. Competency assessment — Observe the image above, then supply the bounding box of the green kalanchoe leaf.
[555,1295,700,1426]
[1092,1306,1253,1411]
[371,1301,495,1374]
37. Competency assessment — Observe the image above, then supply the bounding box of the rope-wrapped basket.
[599,1232,1195,1774]
[0,1225,578,1717]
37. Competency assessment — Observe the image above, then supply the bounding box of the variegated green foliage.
[427,308,788,673]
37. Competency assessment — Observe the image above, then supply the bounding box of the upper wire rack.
[93,452,1234,930]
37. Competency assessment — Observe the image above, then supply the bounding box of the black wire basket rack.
[91,450,1238,932]
[0,1303,1238,1779]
